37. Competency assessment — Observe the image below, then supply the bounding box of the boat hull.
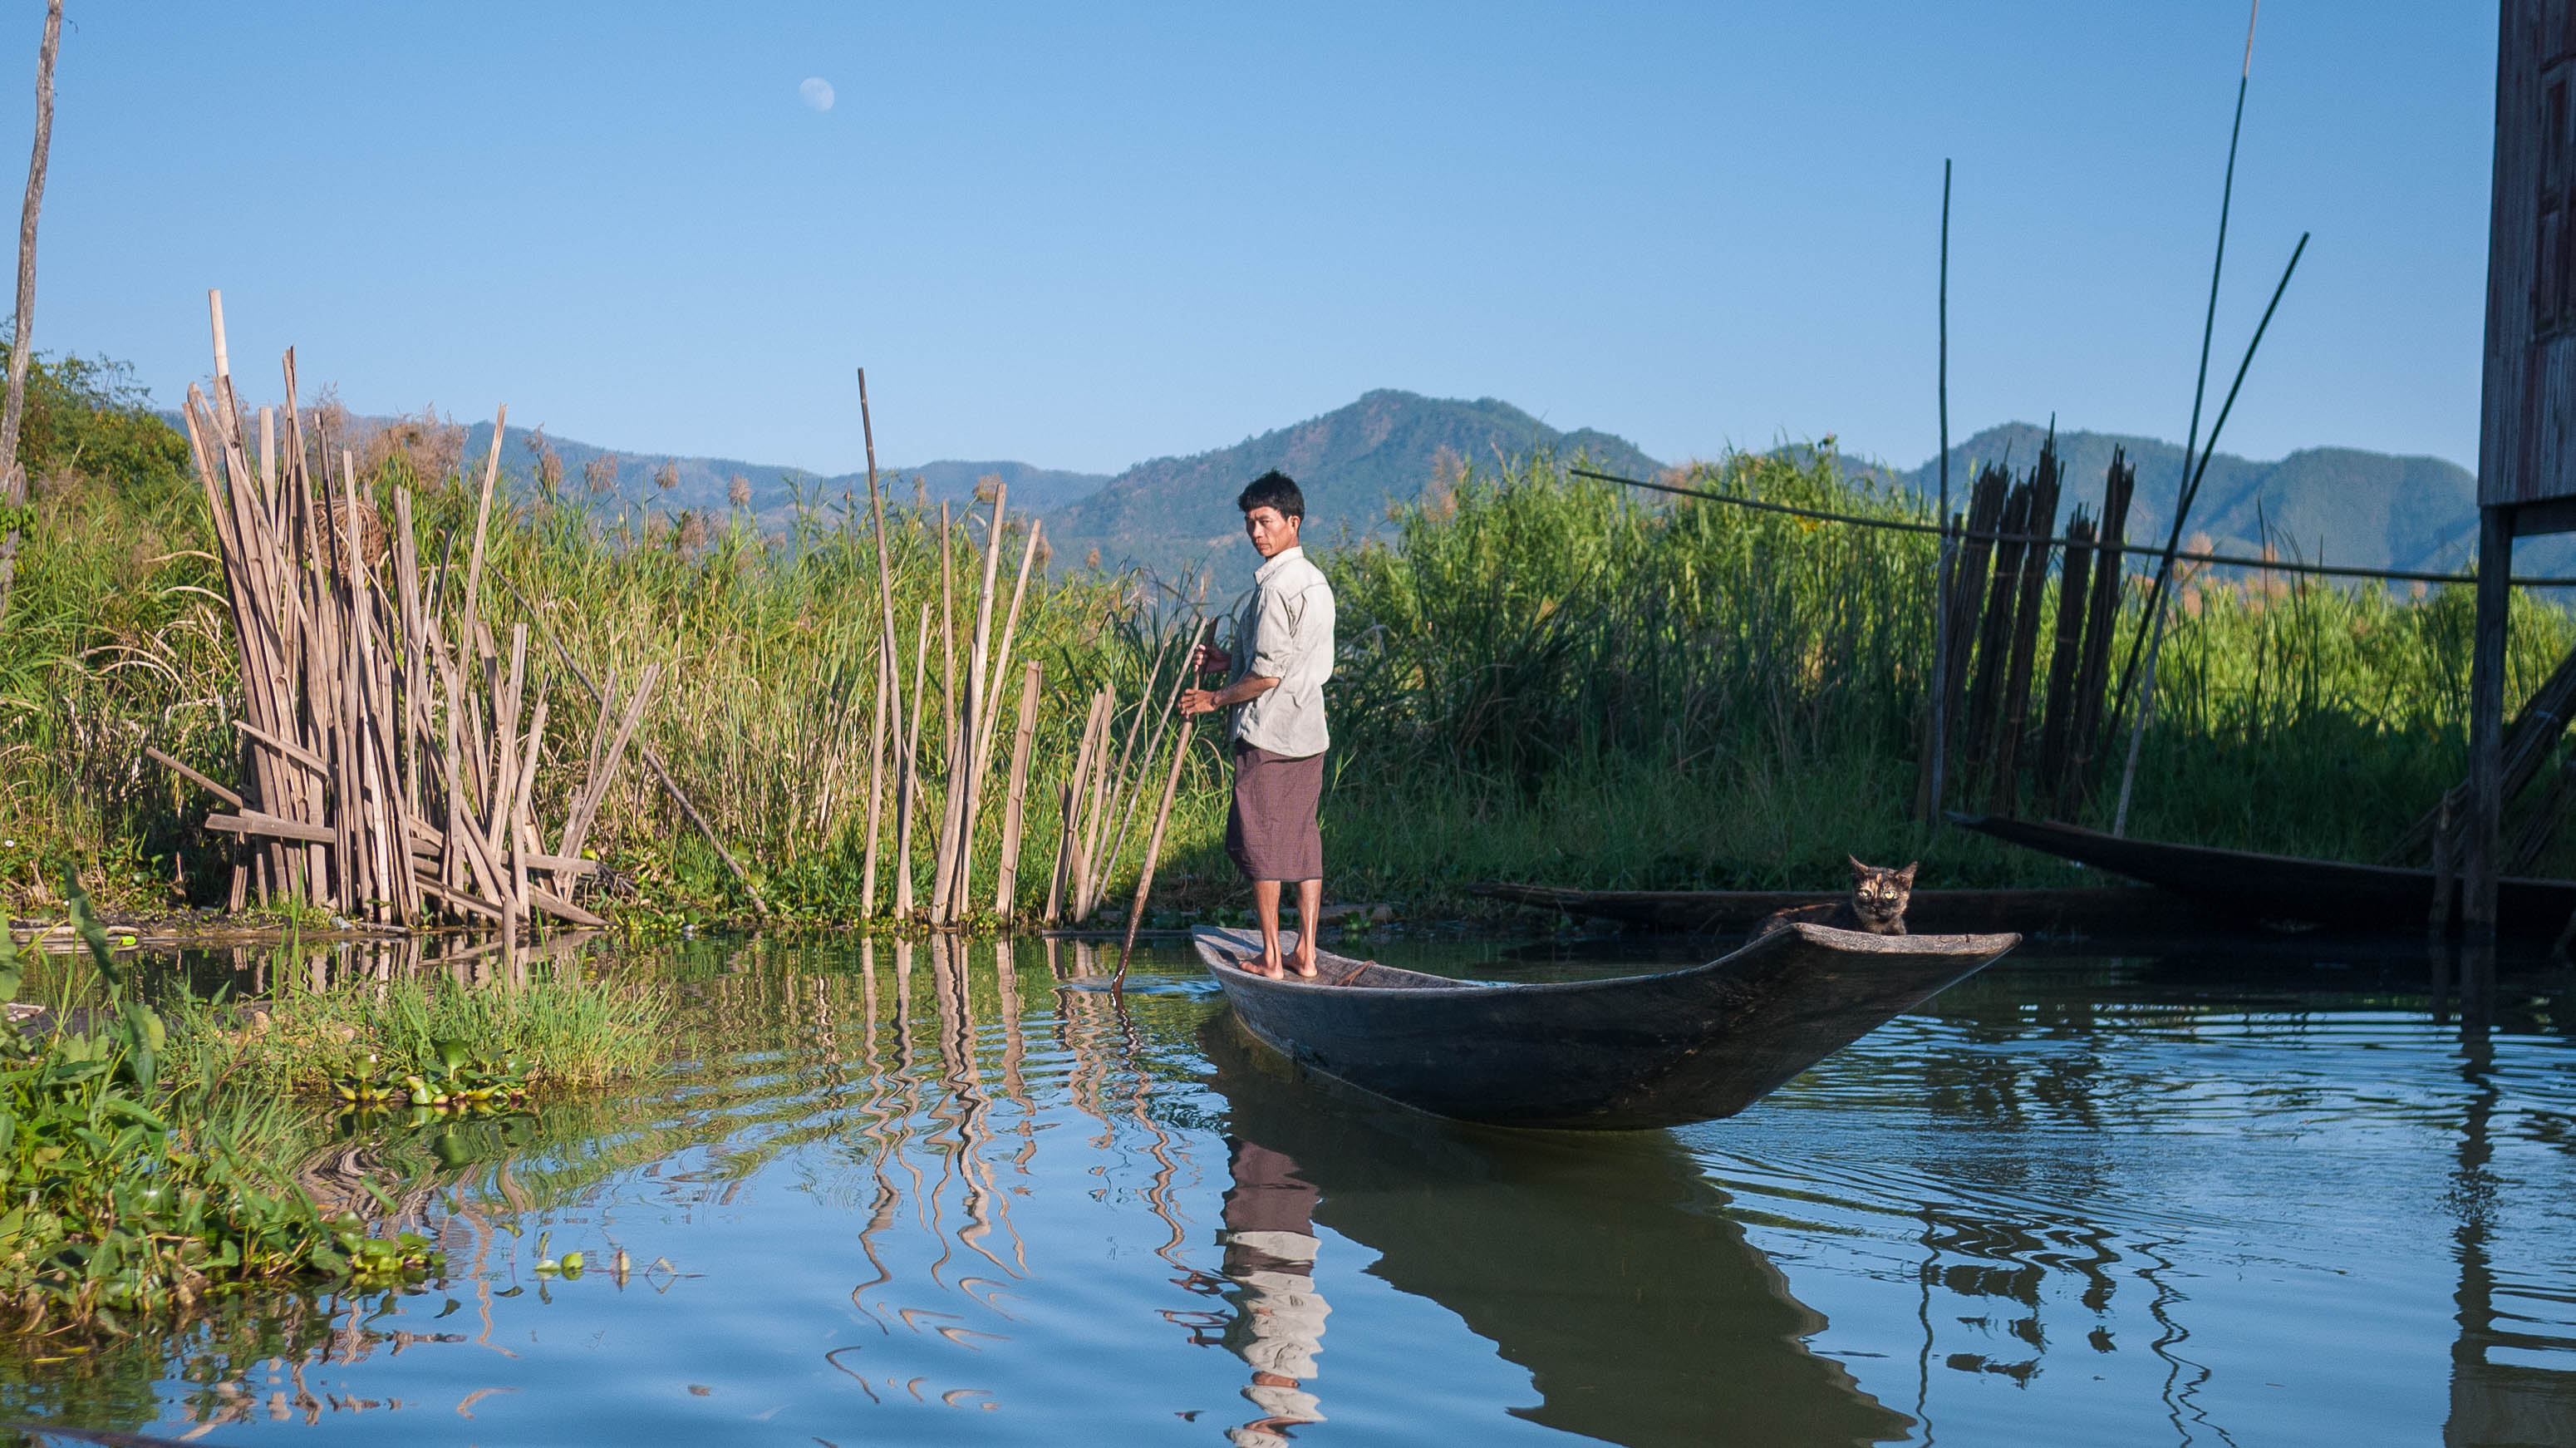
[1193,923,2019,1130]
[1955,813,2576,935]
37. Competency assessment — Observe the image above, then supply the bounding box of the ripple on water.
[0,935,2569,1448]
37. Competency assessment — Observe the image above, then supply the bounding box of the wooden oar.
[1114,619,1215,992]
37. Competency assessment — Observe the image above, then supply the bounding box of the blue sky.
[16,2,2495,476]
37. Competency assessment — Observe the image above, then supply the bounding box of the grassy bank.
[5,356,2569,923]
[0,889,441,1334]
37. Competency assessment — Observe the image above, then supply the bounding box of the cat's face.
[1846,856,1918,923]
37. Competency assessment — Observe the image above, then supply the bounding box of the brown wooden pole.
[855,370,908,903]
[860,638,890,917]
[0,0,58,627]
[2465,504,2513,935]
[1989,441,2062,814]
[1114,620,1216,992]
[995,658,1044,915]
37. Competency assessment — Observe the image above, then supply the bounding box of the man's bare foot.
[1256,950,1286,979]
[1291,951,1319,978]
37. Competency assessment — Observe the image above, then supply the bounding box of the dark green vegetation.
[15,348,2567,925]
[1322,451,2576,896]
[0,887,440,1334]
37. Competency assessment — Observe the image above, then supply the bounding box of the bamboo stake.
[930,504,966,921]
[460,405,507,665]
[1045,688,1108,923]
[995,658,1044,914]
[945,485,1010,919]
[0,0,60,628]
[855,369,908,913]
[860,638,891,917]
[1083,633,1180,916]
[897,602,932,919]
[1114,621,1216,991]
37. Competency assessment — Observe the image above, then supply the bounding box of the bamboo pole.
[1081,635,1179,917]
[0,0,58,628]
[929,503,967,921]
[855,370,907,914]
[1045,688,1108,923]
[1114,621,1216,991]
[945,483,1009,919]
[995,658,1044,914]
[955,515,1042,916]
[1988,436,2061,815]
[860,638,891,917]
[897,602,932,919]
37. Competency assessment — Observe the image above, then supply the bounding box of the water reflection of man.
[1218,1137,1330,1446]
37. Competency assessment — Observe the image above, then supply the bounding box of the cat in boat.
[1753,857,1916,938]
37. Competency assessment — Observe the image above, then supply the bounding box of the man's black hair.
[1236,470,1305,520]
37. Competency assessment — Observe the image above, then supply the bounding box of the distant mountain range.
[1043,390,1663,587]
[1866,424,2576,577]
[241,392,2546,590]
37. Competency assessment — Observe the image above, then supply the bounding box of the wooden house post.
[2470,0,2576,931]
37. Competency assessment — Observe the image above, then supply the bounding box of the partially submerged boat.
[1191,923,2021,1130]
[1953,813,2576,936]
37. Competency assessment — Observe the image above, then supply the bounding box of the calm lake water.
[2,931,2571,1447]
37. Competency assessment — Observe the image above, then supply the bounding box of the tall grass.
[1317,451,2576,893]
[9,362,2573,918]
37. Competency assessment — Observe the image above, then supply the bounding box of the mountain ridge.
[189,396,2545,584]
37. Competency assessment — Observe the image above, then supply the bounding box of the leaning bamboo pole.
[856,370,907,915]
[1114,621,1216,990]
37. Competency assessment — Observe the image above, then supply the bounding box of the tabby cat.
[1753,857,1916,938]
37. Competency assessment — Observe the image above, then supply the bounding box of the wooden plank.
[412,871,504,923]
[2466,506,2515,930]
[2064,451,2134,807]
[526,884,607,928]
[1959,475,2032,792]
[2035,510,2096,804]
[205,810,337,845]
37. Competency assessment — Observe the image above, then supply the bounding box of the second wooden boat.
[1954,813,2576,935]
[1192,923,2020,1130]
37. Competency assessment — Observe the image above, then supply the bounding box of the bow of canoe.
[1192,923,2020,1130]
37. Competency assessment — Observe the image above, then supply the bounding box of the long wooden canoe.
[1475,880,2206,934]
[1192,923,2020,1130]
[1954,813,2576,935]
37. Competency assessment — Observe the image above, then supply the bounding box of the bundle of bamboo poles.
[1040,618,1205,926]
[1918,435,2135,820]
[165,292,650,933]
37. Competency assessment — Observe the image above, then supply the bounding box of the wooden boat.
[1475,880,2207,935]
[1191,923,2021,1130]
[1954,813,2576,936]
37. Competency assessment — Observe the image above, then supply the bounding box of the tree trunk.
[0,0,61,627]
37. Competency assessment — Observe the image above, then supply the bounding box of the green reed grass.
[9,357,2574,919]
[166,969,670,1097]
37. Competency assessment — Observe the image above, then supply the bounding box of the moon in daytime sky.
[799,76,834,111]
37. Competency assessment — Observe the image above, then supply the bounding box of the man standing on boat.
[1180,470,1336,979]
